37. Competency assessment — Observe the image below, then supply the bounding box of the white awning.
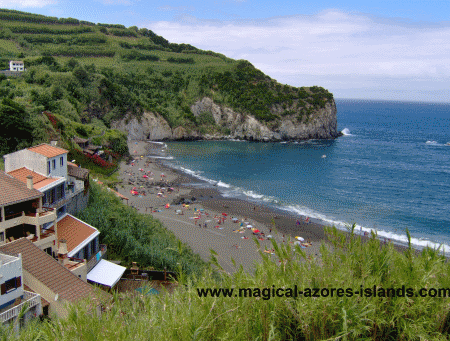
[87,259,126,287]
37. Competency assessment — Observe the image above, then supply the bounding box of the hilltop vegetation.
[0,8,334,154]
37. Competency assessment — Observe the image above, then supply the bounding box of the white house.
[0,252,42,331]
[9,61,24,72]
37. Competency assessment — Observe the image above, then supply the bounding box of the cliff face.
[111,97,340,141]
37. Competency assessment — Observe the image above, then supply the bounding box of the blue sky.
[1,0,450,102]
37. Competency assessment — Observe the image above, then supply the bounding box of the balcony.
[0,208,56,231]
[86,244,107,273]
[0,291,41,324]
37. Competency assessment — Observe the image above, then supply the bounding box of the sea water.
[162,99,450,253]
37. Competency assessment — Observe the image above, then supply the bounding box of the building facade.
[9,61,24,72]
[0,252,42,331]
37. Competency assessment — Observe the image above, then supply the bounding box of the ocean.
[158,99,450,253]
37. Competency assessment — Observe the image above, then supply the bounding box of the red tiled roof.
[7,167,60,190]
[0,170,43,206]
[0,238,105,303]
[57,215,98,254]
[28,144,68,158]
[8,167,47,185]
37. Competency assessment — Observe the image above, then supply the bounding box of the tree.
[73,66,89,87]
[0,99,33,154]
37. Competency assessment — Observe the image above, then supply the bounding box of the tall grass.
[5,224,450,340]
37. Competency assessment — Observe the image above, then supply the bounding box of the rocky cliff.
[111,97,340,141]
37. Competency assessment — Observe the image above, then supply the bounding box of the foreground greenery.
[0,8,334,156]
[3,223,450,340]
[76,182,208,276]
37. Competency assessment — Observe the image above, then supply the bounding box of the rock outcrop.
[111,97,340,141]
[111,111,172,140]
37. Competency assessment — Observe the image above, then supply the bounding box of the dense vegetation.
[0,8,334,156]
[2,226,450,340]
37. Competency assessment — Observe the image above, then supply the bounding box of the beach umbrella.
[222,213,227,216]
[267,235,273,239]
[253,229,260,234]
[294,241,301,246]
[295,236,305,241]
[246,225,253,229]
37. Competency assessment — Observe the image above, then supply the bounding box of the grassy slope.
[2,226,450,340]
[0,8,334,137]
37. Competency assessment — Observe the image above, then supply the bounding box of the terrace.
[0,290,41,324]
[3,224,55,244]
[0,201,56,232]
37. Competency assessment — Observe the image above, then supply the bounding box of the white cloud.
[0,0,57,7]
[145,9,450,101]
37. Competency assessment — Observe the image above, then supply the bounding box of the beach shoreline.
[113,140,419,274]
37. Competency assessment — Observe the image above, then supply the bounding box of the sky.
[1,0,450,102]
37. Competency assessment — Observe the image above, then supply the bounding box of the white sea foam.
[341,128,352,136]
[425,140,448,147]
[281,204,450,255]
[147,156,174,160]
[147,141,165,145]
[167,152,450,255]
[217,181,231,188]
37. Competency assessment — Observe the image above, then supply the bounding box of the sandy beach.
[112,140,411,274]
[110,140,331,274]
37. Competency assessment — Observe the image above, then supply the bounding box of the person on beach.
[296,219,300,226]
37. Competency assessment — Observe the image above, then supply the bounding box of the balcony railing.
[86,245,107,273]
[1,208,56,231]
[0,291,41,324]
[4,212,23,221]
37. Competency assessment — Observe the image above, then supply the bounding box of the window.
[47,161,51,174]
[56,184,65,201]
[60,157,63,167]
[44,189,54,205]
[0,232,4,242]
[52,159,56,170]
[1,276,21,294]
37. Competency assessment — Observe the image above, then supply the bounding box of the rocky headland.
[111,97,341,142]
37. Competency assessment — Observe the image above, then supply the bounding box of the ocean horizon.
[154,99,450,254]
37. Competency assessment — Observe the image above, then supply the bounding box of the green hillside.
[0,8,334,156]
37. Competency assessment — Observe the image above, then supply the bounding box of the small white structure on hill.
[9,61,24,72]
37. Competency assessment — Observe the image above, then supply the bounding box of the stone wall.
[66,190,89,216]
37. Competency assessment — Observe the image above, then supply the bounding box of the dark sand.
[113,140,416,274]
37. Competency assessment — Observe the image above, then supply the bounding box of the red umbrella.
[222,213,227,216]
[253,229,260,234]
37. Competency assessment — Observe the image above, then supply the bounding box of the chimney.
[26,175,33,190]
[58,239,69,266]
[50,140,58,146]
